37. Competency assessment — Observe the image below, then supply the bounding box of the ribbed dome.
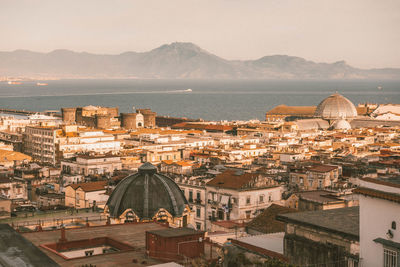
[106,163,188,219]
[332,119,352,130]
[314,93,357,120]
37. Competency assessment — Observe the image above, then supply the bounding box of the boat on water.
[185,89,192,92]
[7,81,22,85]
[36,82,48,86]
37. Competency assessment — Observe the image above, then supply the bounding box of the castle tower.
[121,113,137,130]
[61,108,77,123]
[136,109,156,128]
[95,114,112,129]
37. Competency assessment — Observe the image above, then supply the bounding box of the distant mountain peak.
[152,42,211,55]
[0,43,399,79]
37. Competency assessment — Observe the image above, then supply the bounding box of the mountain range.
[1,42,399,79]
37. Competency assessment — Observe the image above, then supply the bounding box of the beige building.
[0,177,28,200]
[65,181,108,209]
[160,160,194,175]
[0,149,31,167]
[0,196,12,218]
[142,148,181,163]
[289,164,339,190]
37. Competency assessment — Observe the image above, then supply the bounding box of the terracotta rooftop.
[266,105,368,116]
[68,181,107,192]
[211,220,245,229]
[206,170,277,190]
[307,165,338,173]
[0,149,31,162]
[266,105,316,116]
[246,204,297,234]
[171,122,233,132]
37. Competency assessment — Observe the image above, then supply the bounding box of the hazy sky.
[1,0,399,68]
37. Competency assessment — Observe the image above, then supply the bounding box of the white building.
[24,125,121,165]
[205,170,283,230]
[61,154,122,176]
[175,176,209,231]
[356,177,400,267]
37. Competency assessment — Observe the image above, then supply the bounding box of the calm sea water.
[0,79,399,121]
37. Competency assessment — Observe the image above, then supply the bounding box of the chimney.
[59,227,67,243]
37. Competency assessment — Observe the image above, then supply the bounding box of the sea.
[0,79,399,121]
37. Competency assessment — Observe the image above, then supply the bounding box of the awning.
[221,195,229,206]
[374,238,400,250]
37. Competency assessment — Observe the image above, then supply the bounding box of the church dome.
[314,93,357,120]
[331,119,352,130]
[106,162,188,219]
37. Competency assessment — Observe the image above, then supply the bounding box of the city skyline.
[1,0,400,69]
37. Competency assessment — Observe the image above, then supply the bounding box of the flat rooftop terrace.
[22,222,167,267]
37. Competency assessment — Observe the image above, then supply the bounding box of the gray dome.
[106,162,188,219]
[314,93,357,120]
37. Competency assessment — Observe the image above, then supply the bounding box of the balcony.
[195,199,202,204]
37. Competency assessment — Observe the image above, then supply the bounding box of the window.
[189,191,193,202]
[245,210,251,219]
[300,178,304,185]
[259,195,264,203]
[218,209,224,220]
[246,196,251,205]
[347,258,358,267]
[85,250,94,256]
[196,223,201,230]
[318,180,323,188]
[384,248,398,267]
[196,207,201,218]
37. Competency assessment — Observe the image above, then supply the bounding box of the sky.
[1,0,399,68]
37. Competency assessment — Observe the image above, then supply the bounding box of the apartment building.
[24,125,121,165]
[61,154,122,176]
[205,170,283,230]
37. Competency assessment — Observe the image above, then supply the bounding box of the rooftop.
[296,190,345,204]
[206,170,278,190]
[0,149,31,162]
[0,224,59,267]
[246,204,297,234]
[67,181,107,192]
[277,206,359,240]
[307,165,338,173]
[22,223,166,267]
[147,227,203,238]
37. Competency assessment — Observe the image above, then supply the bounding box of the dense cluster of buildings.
[0,93,399,266]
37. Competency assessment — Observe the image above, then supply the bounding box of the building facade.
[355,177,400,267]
